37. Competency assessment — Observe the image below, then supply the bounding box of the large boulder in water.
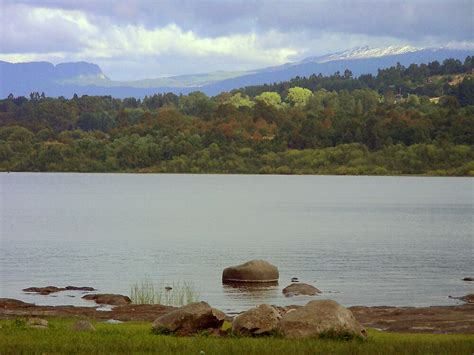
[82,294,131,306]
[222,260,279,283]
[152,301,225,336]
[282,283,321,297]
[277,300,367,339]
[232,304,281,336]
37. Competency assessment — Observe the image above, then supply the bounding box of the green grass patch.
[130,279,198,306]
[0,318,473,354]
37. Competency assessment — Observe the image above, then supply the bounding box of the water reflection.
[222,282,279,312]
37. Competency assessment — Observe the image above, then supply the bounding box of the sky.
[0,0,473,80]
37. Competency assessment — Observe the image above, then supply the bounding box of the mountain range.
[0,46,472,98]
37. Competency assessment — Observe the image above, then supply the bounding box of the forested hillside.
[1,58,473,175]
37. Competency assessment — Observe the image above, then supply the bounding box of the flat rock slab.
[0,299,174,322]
[23,286,96,295]
[0,299,35,308]
[350,304,474,334]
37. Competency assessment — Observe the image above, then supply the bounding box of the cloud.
[0,3,303,78]
[0,4,90,53]
[5,0,473,41]
[0,1,472,79]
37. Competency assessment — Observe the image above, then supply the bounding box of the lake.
[1,173,472,313]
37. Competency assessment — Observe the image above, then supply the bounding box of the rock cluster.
[23,286,96,295]
[151,300,366,339]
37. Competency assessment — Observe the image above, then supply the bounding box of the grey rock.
[222,260,279,283]
[278,300,367,339]
[282,283,321,297]
[152,301,225,336]
[232,304,280,336]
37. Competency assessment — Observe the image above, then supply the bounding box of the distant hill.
[0,46,472,98]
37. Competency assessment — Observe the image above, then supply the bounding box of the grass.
[130,279,198,306]
[0,318,473,354]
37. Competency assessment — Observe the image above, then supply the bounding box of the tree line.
[0,57,473,175]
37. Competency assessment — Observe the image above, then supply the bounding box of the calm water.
[1,173,473,313]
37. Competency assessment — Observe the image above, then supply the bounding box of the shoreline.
[1,298,473,334]
[1,171,473,177]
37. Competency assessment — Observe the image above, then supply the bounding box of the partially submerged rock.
[232,304,280,336]
[65,286,96,291]
[23,286,95,295]
[152,301,225,336]
[282,283,321,297]
[449,294,474,304]
[82,294,131,306]
[278,300,367,339]
[72,320,96,331]
[26,317,48,329]
[222,260,279,283]
[460,294,474,303]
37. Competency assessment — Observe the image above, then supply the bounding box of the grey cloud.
[0,4,86,53]
[5,0,473,41]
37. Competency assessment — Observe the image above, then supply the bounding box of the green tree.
[255,92,283,108]
[286,87,313,107]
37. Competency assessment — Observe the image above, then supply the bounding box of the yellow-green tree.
[286,87,313,107]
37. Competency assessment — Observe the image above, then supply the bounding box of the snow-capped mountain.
[302,45,421,63]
